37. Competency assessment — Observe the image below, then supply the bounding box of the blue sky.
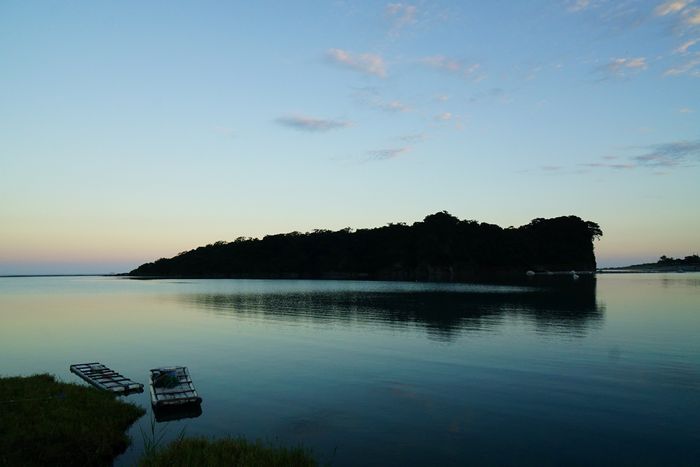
[1,0,699,273]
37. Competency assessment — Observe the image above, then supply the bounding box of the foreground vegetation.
[0,374,145,466]
[1,375,316,466]
[130,211,602,280]
[139,437,316,467]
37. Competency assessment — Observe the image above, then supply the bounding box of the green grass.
[0,374,145,466]
[138,436,317,467]
[1,374,316,466]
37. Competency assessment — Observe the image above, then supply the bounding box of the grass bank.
[0,374,145,466]
[139,436,317,467]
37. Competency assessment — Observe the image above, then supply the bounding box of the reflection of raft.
[153,402,203,423]
[70,362,144,394]
[149,366,202,409]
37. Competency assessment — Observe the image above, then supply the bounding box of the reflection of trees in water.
[661,276,700,289]
[178,277,604,342]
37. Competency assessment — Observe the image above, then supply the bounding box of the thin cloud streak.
[469,87,511,104]
[433,112,464,129]
[326,48,387,77]
[675,38,699,54]
[434,112,453,121]
[377,100,411,112]
[577,139,700,171]
[580,162,637,169]
[367,146,411,160]
[653,1,700,29]
[352,87,411,113]
[386,3,417,34]
[568,0,592,12]
[582,1,647,31]
[399,132,426,143]
[419,55,484,81]
[686,8,700,25]
[664,54,700,76]
[276,115,351,132]
[632,140,700,167]
[655,0,688,16]
[598,57,647,79]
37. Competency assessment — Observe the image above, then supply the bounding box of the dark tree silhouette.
[655,254,699,266]
[128,212,603,280]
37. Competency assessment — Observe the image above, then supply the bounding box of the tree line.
[129,211,602,280]
[657,254,700,266]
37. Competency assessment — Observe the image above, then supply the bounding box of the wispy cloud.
[434,112,453,121]
[377,100,411,112]
[386,3,417,34]
[679,107,694,112]
[686,7,700,24]
[580,162,637,169]
[564,1,645,33]
[367,146,411,160]
[644,0,700,67]
[419,55,484,81]
[276,115,351,132]
[632,139,700,167]
[399,132,426,143]
[352,87,411,113]
[568,0,592,12]
[326,49,387,77]
[655,0,689,16]
[469,87,512,105]
[654,1,700,29]
[433,112,465,130]
[675,38,699,54]
[579,139,700,170]
[664,53,700,76]
[421,55,461,72]
[599,57,647,78]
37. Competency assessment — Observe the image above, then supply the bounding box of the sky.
[1,0,699,274]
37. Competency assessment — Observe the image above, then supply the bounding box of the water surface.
[0,274,698,465]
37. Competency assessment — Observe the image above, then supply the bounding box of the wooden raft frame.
[149,366,202,408]
[69,362,144,394]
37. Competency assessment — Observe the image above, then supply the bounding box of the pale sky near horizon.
[1,0,699,274]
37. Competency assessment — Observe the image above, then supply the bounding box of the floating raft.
[149,366,202,408]
[70,362,144,394]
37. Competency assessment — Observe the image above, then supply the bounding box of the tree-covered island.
[608,254,700,272]
[128,212,602,280]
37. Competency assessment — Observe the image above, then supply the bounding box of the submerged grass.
[140,413,186,458]
[0,374,145,466]
[138,436,317,467]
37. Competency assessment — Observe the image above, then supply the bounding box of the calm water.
[1,274,698,466]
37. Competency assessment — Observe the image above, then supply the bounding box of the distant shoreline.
[3,269,699,279]
[598,267,700,274]
[0,274,113,278]
[5,269,700,279]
